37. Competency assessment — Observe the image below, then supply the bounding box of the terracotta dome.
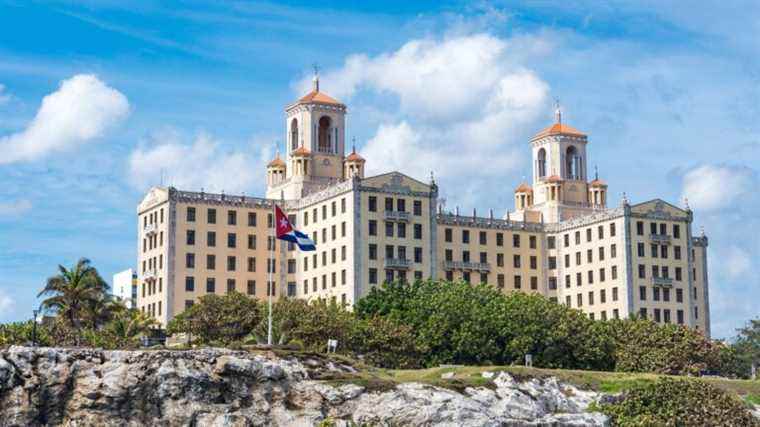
[514,183,533,193]
[589,179,607,187]
[291,146,311,157]
[546,175,563,183]
[531,123,586,141]
[267,156,285,168]
[345,150,365,163]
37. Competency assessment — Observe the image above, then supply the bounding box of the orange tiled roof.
[589,179,607,187]
[267,156,286,168]
[297,90,343,106]
[345,150,365,162]
[531,122,586,141]
[546,174,563,183]
[291,146,311,157]
[514,183,533,193]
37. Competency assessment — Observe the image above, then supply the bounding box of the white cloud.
[128,130,265,194]
[723,246,751,279]
[681,165,755,211]
[299,34,550,181]
[0,74,129,164]
[0,290,13,314]
[0,199,32,217]
[0,84,10,105]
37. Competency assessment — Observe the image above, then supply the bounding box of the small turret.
[514,182,534,210]
[266,151,286,188]
[343,141,365,179]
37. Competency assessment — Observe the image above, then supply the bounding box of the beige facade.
[135,78,711,337]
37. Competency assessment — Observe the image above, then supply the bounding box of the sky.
[0,0,758,339]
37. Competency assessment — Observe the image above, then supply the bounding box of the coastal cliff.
[0,346,610,426]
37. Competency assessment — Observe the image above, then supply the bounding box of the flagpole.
[267,202,274,346]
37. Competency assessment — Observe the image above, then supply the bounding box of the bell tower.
[284,68,346,182]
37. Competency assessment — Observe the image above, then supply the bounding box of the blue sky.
[0,0,758,339]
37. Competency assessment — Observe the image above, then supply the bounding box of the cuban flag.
[274,204,316,251]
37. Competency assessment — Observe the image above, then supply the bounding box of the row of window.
[369,244,424,263]
[368,196,423,215]
[186,253,276,273]
[559,244,618,269]
[564,266,620,287]
[184,276,276,296]
[441,271,540,290]
[368,221,423,239]
[560,222,617,248]
[444,228,537,248]
[303,246,349,270]
[143,208,164,227]
[639,286,685,303]
[302,198,348,226]
[142,301,161,318]
[142,278,162,297]
[369,269,425,284]
[302,270,349,294]
[565,287,620,307]
[142,231,164,253]
[639,307,689,324]
[444,250,539,269]
[305,222,348,244]
[142,255,163,274]
[186,206,272,227]
[637,243,683,260]
[186,230,278,250]
[636,221,681,238]
[637,264,684,281]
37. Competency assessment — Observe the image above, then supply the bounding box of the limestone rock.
[0,346,610,426]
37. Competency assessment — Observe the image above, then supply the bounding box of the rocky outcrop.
[0,346,608,426]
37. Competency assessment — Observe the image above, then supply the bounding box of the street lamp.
[32,309,39,347]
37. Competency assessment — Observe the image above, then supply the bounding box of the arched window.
[537,148,547,178]
[290,119,298,150]
[566,146,581,180]
[318,116,331,153]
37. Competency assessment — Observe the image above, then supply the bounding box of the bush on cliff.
[599,377,760,426]
[604,318,722,375]
[167,291,262,345]
[0,320,52,346]
[355,279,614,370]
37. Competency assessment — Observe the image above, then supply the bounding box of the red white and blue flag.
[274,204,316,251]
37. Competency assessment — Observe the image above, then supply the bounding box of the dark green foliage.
[731,318,760,378]
[167,291,261,345]
[349,315,423,369]
[0,320,52,346]
[604,317,721,375]
[356,280,614,369]
[599,378,760,426]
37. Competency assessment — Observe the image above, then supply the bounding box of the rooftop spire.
[312,63,320,92]
[554,98,562,124]
[351,136,356,153]
[594,165,598,181]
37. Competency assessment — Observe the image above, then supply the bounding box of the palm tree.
[38,258,109,337]
[106,309,157,347]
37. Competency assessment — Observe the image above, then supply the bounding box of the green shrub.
[356,280,614,369]
[254,298,354,350]
[167,291,261,345]
[605,318,721,375]
[0,320,51,347]
[599,377,760,426]
[349,315,423,369]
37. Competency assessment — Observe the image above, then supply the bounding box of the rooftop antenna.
[554,98,562,124]
[352,136,356,153]
[594,165,599,181]
[312,63,320,92]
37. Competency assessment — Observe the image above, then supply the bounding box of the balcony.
[384,258,411,269]
[649,233,671,244]
[652,276,673,287]
[383,211,411,222]
[144,268,158,281]
[443,260,491,272]
[144,223,157,236]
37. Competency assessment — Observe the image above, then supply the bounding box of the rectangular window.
[369,196,377,212]
[445,228,452,242]
[186,253,195,268]
[548,256,557,269]
[287,259,296,274]
[207,231,216,247]
[226,279,235,293]
[612,287,618,301]
[640,286,646,300]
[637,242,645,257]
[530,276,538,290]
[228,210,236,225]
[529,235,537,249]
[638,264,645,278]
[599,246,605,261]
[588,291,594,305]
[612,265,618,280]
[206,277,215,293]
[414,247,423,263]
[497,274,505,289]
[369,244,377,260]
[513,254,521,268]
[547,236,555,249]
[587,249,593,263]
[636,221,644,235]
[676,288,683,303]
[677,309,684,324]
[653,287,660,301]
[588,270,594,284]
[413,223,422,239]
[610,222,616,237]
[497,233,504,247]
[227,233,236,248]
[600,268,606,282]
[575,231,581,245]
[247,212,256,226]
[600,289,606,303]
[611,244,617,258]
[564,234,569,247]
[341,197,346,213]
[187,207,196,222]
[397,198,406,212]
[577,293,582,307]
[514,275,521,289]
[248,234,256,250]
[479,231,487,245]
[208,208,216,224]
[530,256,537,269]
[673,224,680,238]
[462,230,470,244]
[247,257,256,272]
[548,277,557,290]
[342,222,346,237]
[413,200,422,216]
[227,256,236,271]
[598,225,604,239]
[185,276,194,292]
[398,223,407,238]
[331,201,336,217]
[385,222,394,237]
[513,234,521,248]
[385,197,394,212]
[369,220,377,236]
[586,228,592,242]
[207,254,215,270]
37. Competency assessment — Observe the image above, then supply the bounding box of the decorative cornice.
[435,213,545,232]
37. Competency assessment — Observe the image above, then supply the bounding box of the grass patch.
[746,393,760,405]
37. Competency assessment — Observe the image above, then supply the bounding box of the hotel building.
[136,75,711,337]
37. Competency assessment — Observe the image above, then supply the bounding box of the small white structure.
[327,339,338,353]
[113,269,137,309]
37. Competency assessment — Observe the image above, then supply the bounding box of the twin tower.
[265,74,365,200]
[266,76,607,224]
